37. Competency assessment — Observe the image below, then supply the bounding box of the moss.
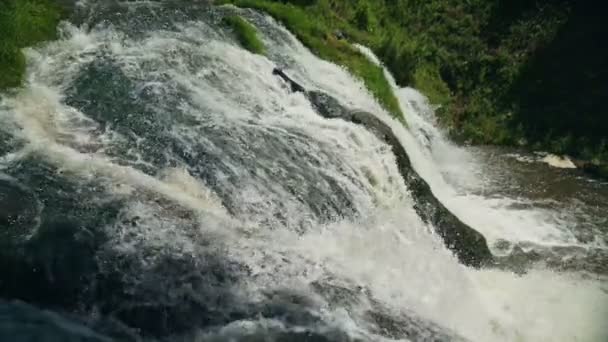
[219,0,404,120]
[0,47,27,89]
[0,0,61,90]
[223,15,267,55]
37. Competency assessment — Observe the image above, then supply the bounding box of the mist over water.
[0,2,606,341]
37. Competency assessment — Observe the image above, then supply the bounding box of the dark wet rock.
[1,169,102,309]
[0,217,103,309]
[0,160,119,309]
[0,300,113,342]
[572,158,608,181]
[273,69,493,267]
[273,68,306,93]
[92,248,251,339]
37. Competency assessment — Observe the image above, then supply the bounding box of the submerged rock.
[0,300,112,342]
[0,161,118,309]
[274,69,493,267]
[572,158,608,181]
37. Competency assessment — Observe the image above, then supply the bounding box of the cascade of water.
[0,3,606,341]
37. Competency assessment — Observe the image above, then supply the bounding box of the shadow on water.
[0,300,113,342]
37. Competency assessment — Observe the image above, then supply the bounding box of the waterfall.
[0,3,606,341]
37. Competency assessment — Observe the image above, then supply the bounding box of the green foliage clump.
[223,15,267,55]
[0,0,61,90]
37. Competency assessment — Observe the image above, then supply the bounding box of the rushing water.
[0,2,607,341]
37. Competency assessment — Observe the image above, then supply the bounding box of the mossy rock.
[223,15,266,55]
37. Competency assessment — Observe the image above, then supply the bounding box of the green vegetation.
[219,0,404,120]
[0,0,61,90]
[221,0,608,175]
[223,15,267,55]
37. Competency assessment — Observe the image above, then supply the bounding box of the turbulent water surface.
[0,2,607,341]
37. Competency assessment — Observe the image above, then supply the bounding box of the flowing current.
[0,2,606,341]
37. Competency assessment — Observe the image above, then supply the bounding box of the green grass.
[412,63,451,108]
[223,15,267,55]
[219,0,404,120]
[0,0,61,90]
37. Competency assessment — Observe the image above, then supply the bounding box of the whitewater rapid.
[0,3,606,341]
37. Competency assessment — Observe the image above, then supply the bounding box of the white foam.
[542,154,577,169]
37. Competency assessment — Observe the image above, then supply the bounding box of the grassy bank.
[223,15,267,55]
[0,0,61,90]
[219,0,404,120]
